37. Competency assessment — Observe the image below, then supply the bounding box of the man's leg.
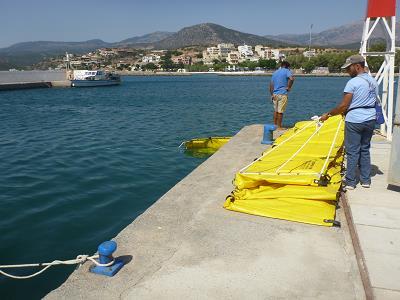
[277,94,287,129]
[359,120,375,185]
[276,113,283,128]
[345,122,362,187]
[272,95,278,125]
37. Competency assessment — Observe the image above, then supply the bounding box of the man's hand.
[320,113,330,122]
[286,87,291,92]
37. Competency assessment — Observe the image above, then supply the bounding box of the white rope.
[242,171,320,176]
[0,254,114,280]
[275,122,324,174]
[318,117,344,176]
[240,120,316,174]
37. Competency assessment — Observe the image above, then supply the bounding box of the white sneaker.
[345,185,355,190]
[361,183,371,188]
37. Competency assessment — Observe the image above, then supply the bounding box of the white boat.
[71,70,121,87]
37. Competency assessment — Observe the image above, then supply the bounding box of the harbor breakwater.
[0,71,68,90]
[0,70,66,83]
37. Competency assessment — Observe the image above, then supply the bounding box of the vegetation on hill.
[286,44,400,73]
[155,23,288,50]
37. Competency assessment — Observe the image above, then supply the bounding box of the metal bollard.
[261,124,277,144]
[89,241,124,277]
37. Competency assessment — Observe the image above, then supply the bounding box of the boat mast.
[65,52,73,80]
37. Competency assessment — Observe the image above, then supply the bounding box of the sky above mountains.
[1,0,399,48]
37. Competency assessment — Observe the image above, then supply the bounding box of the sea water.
[0,75,348,299]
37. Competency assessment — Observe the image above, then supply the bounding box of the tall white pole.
[387,16,396,140]
[360,15,395,141]
[308,24,313,60]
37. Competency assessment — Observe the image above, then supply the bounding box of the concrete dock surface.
[345,138,400,300]
[46,124,365,299]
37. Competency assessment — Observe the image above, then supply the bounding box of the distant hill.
[0,39,111,55]
[117,31,174,46]
[1,20,399,70]
[0,39,112,69]
[265,20,400,47]
[154,23,287,49]
[0,24,289,69]
[0,33,171,69]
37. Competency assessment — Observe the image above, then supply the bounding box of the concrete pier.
[0,82,52,91]
[51,80,71,88]
[345,137,400,299]
[46,125,364,299]
[0,70,70,90]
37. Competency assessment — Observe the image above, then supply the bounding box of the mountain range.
[265,20,400,46]
[0,21,398,70]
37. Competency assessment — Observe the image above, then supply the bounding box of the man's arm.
[269,81,274,95]
[287,76,295,91]
[320,92,353,121]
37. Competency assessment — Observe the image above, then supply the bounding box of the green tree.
[303,60,316,73]
[213,62,229,71]
[187,63,209,72]
[160,53,175,70]
[366,43,385,73]
[171,50,183,56]
[143,63,158,71]
[258,59,277,70]
[238,60,258,70]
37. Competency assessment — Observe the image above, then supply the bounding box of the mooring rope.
[0,254,114,280]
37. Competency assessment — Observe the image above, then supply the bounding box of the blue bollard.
[261,124,277,144]
[89,241,125,277]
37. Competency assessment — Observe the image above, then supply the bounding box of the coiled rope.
[0,254,114,280]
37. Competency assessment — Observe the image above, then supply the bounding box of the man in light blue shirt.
[269,61,295,129]
[320,54,378,189]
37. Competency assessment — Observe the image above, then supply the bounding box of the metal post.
[360,15,395,141]
[381,55,389,136]
[388,72,400,186]
[89,241,125,277]
[387,16,396,140]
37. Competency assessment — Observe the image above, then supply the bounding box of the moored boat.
[71,70,121,87]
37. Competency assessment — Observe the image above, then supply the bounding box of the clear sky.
[0,0,398,48]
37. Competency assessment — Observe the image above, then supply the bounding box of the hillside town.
[34,44,351,74]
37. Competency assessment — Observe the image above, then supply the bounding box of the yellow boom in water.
[181,137,231,157]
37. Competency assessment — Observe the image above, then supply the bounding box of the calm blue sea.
[0,75,348,299]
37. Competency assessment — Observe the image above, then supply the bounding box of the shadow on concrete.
[117,255,133,265]
[371,164,384,177]
[387,184,400,192]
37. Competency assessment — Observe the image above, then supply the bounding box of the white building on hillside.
[142,55,161,63]
[203,46,220,64]
[206,47,219,55]
[238,44,253,57]
[311,67,329,74]
[217,43,235,58]
[254,45,280,60]
[303,49,316,58]
[227,51,240,64]
[98,48,117,57]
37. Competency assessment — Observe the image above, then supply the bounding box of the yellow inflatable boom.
[224,116,344,227]
[181,137,230,157]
